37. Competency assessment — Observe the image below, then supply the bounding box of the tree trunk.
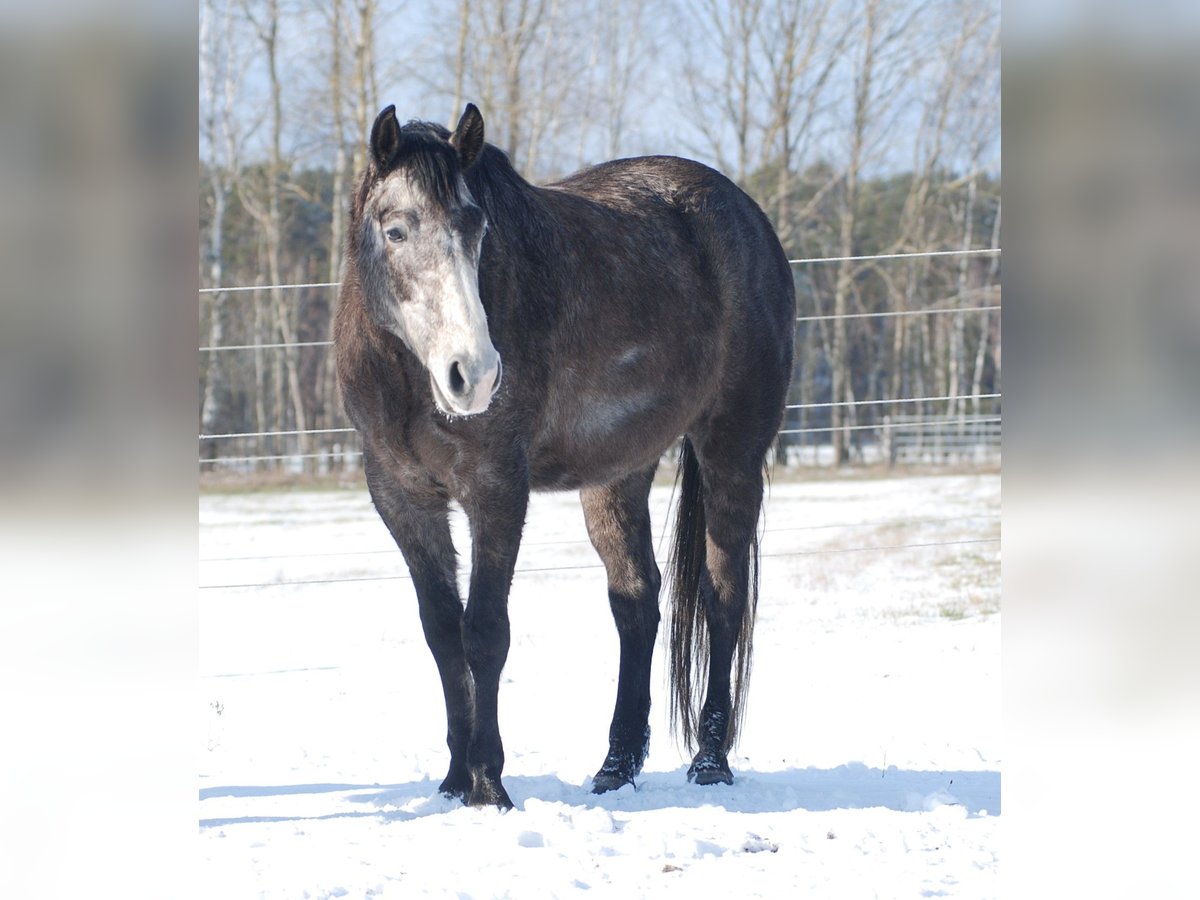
[452,0,471,123]
[321,0,349,465]
[352,0,376,177]
[200,187,227,458]
[831,1,877,466]
[949,174,976,423]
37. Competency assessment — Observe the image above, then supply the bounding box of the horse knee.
[461,605,510,675]
[417,592,463,646]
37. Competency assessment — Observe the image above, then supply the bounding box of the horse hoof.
[689,766,734,786]
[467,779,514,810]
[438,769,472,803]
[687,752,734,786]
[592,737,647,794]
[591,771,634,794]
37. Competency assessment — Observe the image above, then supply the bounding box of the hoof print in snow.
[518,830,545,848]
[741,833,779,854]
[662,864,683,874]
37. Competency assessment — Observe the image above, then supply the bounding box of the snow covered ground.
[199,471,1000,898]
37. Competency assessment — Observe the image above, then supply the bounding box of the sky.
[202,0,1000,182]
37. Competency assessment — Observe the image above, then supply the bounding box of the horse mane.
[390,120,464,206]
[384,117,536,222]
[350,119,468,222]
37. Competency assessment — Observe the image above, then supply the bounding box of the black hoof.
[467,774,514,810]
[438,766,472,803]
[591,770,635,794]
[687,750,733,786]
[689,765,734,786]
[591,737,647,794]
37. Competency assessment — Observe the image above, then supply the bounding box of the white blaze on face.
[371,174,501,417]
[423,238,500,416]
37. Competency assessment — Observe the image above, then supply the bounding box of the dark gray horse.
[334,104,795,808]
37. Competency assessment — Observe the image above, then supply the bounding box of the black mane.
[390,120,462,205]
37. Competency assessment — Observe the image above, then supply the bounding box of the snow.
[200,472,1000,898]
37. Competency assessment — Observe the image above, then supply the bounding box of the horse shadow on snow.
[198,763,999,829]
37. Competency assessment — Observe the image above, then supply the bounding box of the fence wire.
[778,415,1000,437]
[787,392,999,412]
[200,538,999,591]
[199,395,1000,443]
[198,247,1000,299]
[200,513,1000,564]
[199,245,1001,467]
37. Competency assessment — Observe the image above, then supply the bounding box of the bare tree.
[438,0,660,174]
[324,0,349,288]
[240,0,310,466]
[948,0,1000,422]
[313,0,352,448]
[351,0,379,177]
[756,0,849,247]
[591,0,655,160]
[437,0,602,177]
[685,0,764,183]
[826,0,930,463]
[200,0,254,454]
[466,0,545,164]
[451,0,472,121]
[887,0,998,425]
[200,0,231,442]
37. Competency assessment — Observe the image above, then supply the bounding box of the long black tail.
[667,438,760,753]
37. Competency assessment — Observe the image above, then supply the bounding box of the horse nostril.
[448,360,467,396]
[491,358,503,394]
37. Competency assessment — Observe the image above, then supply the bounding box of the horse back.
[512,156,795,488]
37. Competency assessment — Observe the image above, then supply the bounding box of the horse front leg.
[460,478,528,809]
[581,465,661,793]
[364,456,472,800]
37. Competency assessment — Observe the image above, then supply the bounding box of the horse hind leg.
[671,439,765,786]
[581,465,662,793]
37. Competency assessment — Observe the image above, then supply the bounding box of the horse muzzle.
[431,350,503,417]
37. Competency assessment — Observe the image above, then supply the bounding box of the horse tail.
[667,437,707,752]
[667,437,762,754]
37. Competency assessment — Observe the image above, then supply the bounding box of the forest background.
[198,0,1000,473]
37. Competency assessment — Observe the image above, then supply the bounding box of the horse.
[334,103,795,809]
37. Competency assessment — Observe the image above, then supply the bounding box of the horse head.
[355,103,501,417]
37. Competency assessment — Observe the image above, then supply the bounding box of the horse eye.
[386,226,406,243]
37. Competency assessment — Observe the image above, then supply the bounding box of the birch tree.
[240,0,310,466]
[200,0,254,456]
[826,0,929,463]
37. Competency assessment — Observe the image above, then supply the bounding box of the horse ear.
[450,103,485,170]
[370,105,403,170]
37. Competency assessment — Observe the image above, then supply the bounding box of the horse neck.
[468,153,559,259]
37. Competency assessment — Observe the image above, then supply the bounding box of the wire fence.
[198,246,1000,470]
[200,503,1001,591]
[200,537,1000,591]
[199,512,1000,564]
[199,248,1000,601]
[196,248,1002,296]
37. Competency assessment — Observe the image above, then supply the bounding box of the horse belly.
[528,375,700,490]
